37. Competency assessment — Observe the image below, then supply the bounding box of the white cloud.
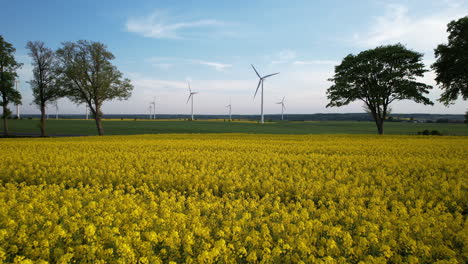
[192,60,232,71]
[125,10,224,39]
[148,57,231,72]
[152,63,174,70]
[346,2,467,113]
[352,3,468,53]
[293,60,338,66]
[270,49,297,64]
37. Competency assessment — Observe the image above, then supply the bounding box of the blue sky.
[2,0,467,115]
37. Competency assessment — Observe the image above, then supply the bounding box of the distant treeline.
[17,113,465,122]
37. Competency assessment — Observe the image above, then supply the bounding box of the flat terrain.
[3,119,467,136]
[0,134,466,263]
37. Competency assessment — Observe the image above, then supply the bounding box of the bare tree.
[27,41,63,137]
[56,40,133,135]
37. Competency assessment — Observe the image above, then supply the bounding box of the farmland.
[0,134,466,263]
[3,119,468,136]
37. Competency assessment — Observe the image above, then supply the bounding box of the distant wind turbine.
[226,97,232,121]
[151,97,156,119]
[148,104,153,119]
[186,81,198,120]
[251,64,279,124]
[54,101,59,120]
[276,96,286,120]
[15,80,20,119]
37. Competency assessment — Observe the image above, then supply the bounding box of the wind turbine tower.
[148,104,153,119]
[15,80,20,119]
[55,102,59,120]
[226,97,232,121]
[186,81,198,121]
[251,65,279,124]
[276,96,286,120]
[151,97,156,119]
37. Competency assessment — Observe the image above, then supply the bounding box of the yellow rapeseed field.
[0,134,466,263]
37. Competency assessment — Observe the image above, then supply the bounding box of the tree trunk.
[40,103,46,137]
[95,116,104,136]
[376,118,384,135]
[2,104,8,137]
[94,105,104,136]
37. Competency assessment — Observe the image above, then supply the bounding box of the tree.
[55,40,133,135]
[27,41,63,137]
[0,36,22,136]
[326,44,433,134]
[432,16,468,105]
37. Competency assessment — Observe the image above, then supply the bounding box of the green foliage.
[55,40,133,108]
[0,35,22,135]
[432,16,468,105]
[27,41,65,136]
[1,108,12,119]
[55,40,133,135]
[327,44,433,134]
[0,36,22,106]
[27,41,64,106]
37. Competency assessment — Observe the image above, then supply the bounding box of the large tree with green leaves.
[56,40,133,136]
[0,36,22,136]
[432,16,468,105]
[27,41,63,137]
[327,44,433,134]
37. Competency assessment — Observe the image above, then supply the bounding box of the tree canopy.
[432,16,468,105]
[327,44,433,134]
[27,41,63,136]
[56,40,133,135]
[0,36,22,136]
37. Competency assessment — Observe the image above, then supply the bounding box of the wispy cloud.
[270,49,297,64]
[293,60,338,66]
[148,57,232,71]
[193,60,232,71]
[125,10,225,39]
[352,3,468,52]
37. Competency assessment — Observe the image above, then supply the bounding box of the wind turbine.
[54,101,59,120]
[148,104,153,119]
[15,80,20,119]
[151,97,156,119]
[251,64,279,124]
[226,97,232,121]
[276,96,286,121]
[186,81,198,121]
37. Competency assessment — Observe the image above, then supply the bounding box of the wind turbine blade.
[251,64,261,78]
[186,94,192,104]
[187,81,191,93]
[283,104,286,110]
[253,80,262,99]
[263,72,280,78]
[282,96,285,103]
